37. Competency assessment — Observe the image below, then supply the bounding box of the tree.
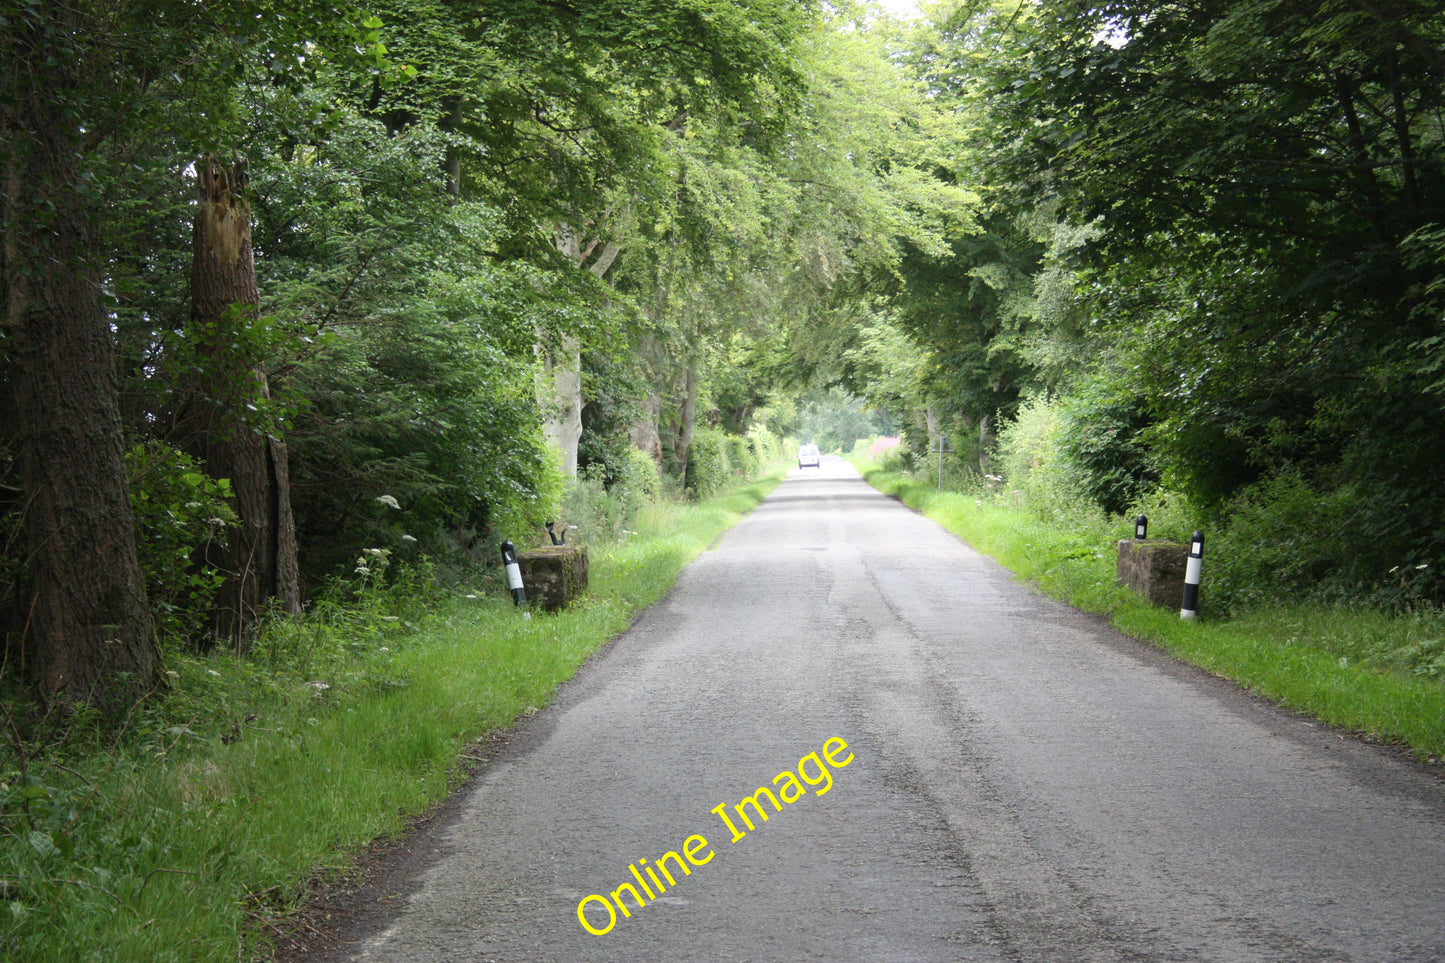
[1,4,158,709]
[352,0,816,478]
[243,102,567,579]
[1,0,395,704]
[984,0,1445,588]
[174,157,301,644]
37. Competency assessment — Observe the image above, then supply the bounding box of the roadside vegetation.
[0,466,783,963]
[852,436,1445,764]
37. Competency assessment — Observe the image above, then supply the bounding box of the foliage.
[725,434,759,479]
[125,443,239,645]
[684,427,732,500]
[994,395,1072,514]
[796,389,896,454]
[748,426,783,466]
[577,349,647,487]
[1204,472,1355,616]
[977,0,1445,603]
[560,464,643,546]
[1057,382,1160,517]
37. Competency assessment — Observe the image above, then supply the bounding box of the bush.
[619,447,662,502]
[1058,382,1160,516]
[993,397,1099,523]
[558,465,628,545]
[725,434,758,478]
[556,450,664,546]
[748,426,782,466]
[685,428,731,500]
[1206,471,1353,615]
[996,397,1062,484]
[126,442,238,644]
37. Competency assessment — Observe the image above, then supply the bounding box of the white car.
[798,444,821,468]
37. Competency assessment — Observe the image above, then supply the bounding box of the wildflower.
[401,534,418,544]
[376,494,401,510]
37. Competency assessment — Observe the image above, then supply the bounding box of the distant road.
[296,457,1445,962]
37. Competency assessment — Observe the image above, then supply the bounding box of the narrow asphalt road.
[296,458,1445,962]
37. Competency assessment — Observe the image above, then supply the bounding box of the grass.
[0,472,781,963]
[859,464,1445,763]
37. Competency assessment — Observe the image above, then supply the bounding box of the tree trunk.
[1,25,158,710]
[674,363,699,478]
[546,222,621,478]
[629,390,664,467]
[185,157,301,646]
[977,412,992,474]
[539,335,585,478]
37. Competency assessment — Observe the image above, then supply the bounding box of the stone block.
[517,545,589,612]
[1116,539,1188,611]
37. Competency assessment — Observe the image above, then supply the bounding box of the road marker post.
[1180,531,1204,620]
[500,540,529,616]
[1134,514,1149,539]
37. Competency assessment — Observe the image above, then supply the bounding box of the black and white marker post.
[500,540,529,616]
[1180,530,1204,620]
[1134,514,1149,539]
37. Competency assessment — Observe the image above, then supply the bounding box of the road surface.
[294,458,1445,962]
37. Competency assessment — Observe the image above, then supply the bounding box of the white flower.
[401,534,418,544]
[376,494,401,510]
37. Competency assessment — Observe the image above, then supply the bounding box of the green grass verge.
[0,473,780,963]
[860,466,1445,762]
